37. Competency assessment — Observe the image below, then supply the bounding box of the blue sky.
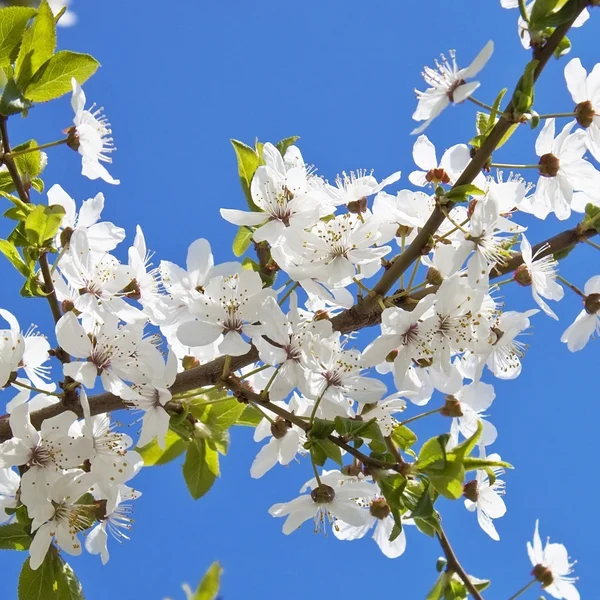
[1,1,598,598]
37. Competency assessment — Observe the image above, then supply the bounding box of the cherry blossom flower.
[463,453,506,541]
[28,472,96,570]
[564,57,600,161]
[322,169,400,207]
[47,184,125,254]
[69,78,119,185]
[253,294,331,402]
[412,41,494,134]
[334,496,411,558]
[85,484,141,564]
[529,119,600,220]
[0,467,19,523]
[0,404,92,509]
[408,135,472,187]
[269,470,375,534]
[513,234,564,320]
[449,382,498,447]
[56,312,164,397]
[178,270,273,356]
[527,520,579,600]
[0,309,25,388]
[561,275,600,352]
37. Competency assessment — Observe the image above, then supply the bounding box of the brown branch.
[0,1,590,445]
[437,525,484,600]
[224,377,402,472]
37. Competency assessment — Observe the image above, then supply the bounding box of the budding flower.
[538,153,560,178]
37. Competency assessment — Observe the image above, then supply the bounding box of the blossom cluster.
[0,6,594,598]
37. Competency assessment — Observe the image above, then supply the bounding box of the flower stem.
[518,0,528,21]
[249,400,276,425]
[310,453,323,487]
[583,237,600,252]
[50,244,69,275]
[221,355,232,380]
[406,257,421,291]
[536,112,575,119]
[494,277,515,287]
[6,138,68,157]
[353,277,374,296]
[467,96,496,112]
[400,233,406,289]
[399,407,442,427]
[260,364,282,399]
[557,274,585,298]
[489,163,539,169]
[12,380,64,398]
[439,206,470,234]
[507,578,537,600]
[309,387,328,426]
[278,281,299,306]
[238,364,270,381]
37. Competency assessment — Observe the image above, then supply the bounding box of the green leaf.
[13,139,46,180]
[378,473,406,538]
[451,420,482,460]
[512,59,539,115]
[391,424,417,450]
[306,438,342,467]
[191,561,223,600]
[24,204,65,246]
[24,50,100,103]
[495,123,518,150]
[310,418,336,439]
[475,112,489,136]
[183,438,220,500]
[31,177,44,193]
[415,434,450,471]
[137,429,189,466]
[554,36,571,59]
[0,238,29,277]
[204,398,245,434]
[0,523,31,550]
[426,573,449,600]
[231,139,262,210]
[488,88,507,126]
[462,456,513,472]
[446,184,485,200]
[0,7,37,67]
[18,550,84,600]
[275,135,300,156]
[241,256,260,272]
[584,203,600,233]
[0,77,31,115]
[236,404,262,427]
[232,225,254,257]
[15,0,55,89]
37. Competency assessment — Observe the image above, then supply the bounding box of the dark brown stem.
[437,526,484,600]
[224,377,401,472]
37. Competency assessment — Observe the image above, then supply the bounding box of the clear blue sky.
[0,1,598,598]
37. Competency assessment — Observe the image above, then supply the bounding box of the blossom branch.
[436,526,485,600]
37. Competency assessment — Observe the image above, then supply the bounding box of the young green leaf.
[0,238,30,277]
[12,139,46,181]
[0,6,37,67]
[230,139,262,210]
[236,404,262,427]
[136,429,189,466]
[183,438,220,500]
[191,561,223,600]
[275,135,300,156]
[24,204,65,247]
[15,0,56,89]
[232,225,254,257]
[18,550,84,600]
[391,424,417,451]
[306,438,342,466]
[0,523,31,550]
[24,51,100,103]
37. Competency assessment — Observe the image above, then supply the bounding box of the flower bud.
[426,267,443,286]
[575,100,595,128]
[182,355,200,370]
[65,125,80,151]
[341,464,363,477]
[311,484,335,504]
[584,293,600,315]
[270,418,291,440]
[441,395,463,417]
[61,299,75,313]
[513,264,532,287]
[463,479,479,502]
[396,225,414,238]
[426,168,450,185]
[60,226,73,248]
[347,197,368,214]
[532,564,554,587]
[538,153,560,177]
[369,498,391,520]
